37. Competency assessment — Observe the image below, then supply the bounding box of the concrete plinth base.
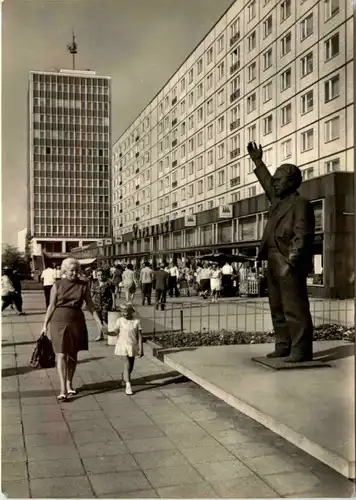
[252,356,331,370]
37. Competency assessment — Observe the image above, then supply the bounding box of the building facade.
[76,0,353,298]
[27,69,112,262]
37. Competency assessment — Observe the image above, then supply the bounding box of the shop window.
[218,221,233,244]
[238,215,257,241]
[201,225,213,245]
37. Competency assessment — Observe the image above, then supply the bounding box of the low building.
[90,172,353,299]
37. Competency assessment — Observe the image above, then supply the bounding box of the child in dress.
[114,302,143,395]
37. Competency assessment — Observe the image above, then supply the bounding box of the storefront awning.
[78,258,97,265]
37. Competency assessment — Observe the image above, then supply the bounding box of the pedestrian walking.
[41,264,56,309]
[140,261,153,305]
[153,263,169,310]
[11,270,25,314]
[112,265,123,302]
[200,262,212,299]
[41,258,106,401]
[210,263,222,302]
[168,262,180,298]
[122,264,137,302]
[221,261,233,297]
[114,302,143,395]
[91,269,115,341]
[1,268,22,314]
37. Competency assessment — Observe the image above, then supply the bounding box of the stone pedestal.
[251,356,331,370]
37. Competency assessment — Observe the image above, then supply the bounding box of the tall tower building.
[27,69,111,261]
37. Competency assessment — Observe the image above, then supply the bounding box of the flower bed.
[151,324,355,349]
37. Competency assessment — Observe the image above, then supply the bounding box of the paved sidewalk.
[2,291,354,498]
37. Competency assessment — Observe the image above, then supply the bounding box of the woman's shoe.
[57,394,67,402]
[125,383,133,395]
[95,335,104,342]
[67,389,77,396]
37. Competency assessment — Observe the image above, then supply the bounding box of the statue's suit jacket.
[254,162,315,274]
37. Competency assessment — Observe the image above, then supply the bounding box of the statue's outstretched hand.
[247,142,263,161]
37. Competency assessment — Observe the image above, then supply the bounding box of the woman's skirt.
[210,278,221,291]
[50,307,88,359]
[200,279,210,292]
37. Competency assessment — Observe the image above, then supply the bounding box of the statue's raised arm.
[247,142,276,203]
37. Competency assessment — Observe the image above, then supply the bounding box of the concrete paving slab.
[161,341,355,478]
[117,424,165,441]
[81,454,139,475]
[75,439,128,458]
[26,444,80,461]
[133,449,189,470]
[211,475,279,498]
[143,463,203,489]
[179,443,236,464]
[88,470,152,496]
[30,475,94,498]
[156,482,217,498]
[28,457,85,479]
[2,461,28,481]
[194,459,254,482]
[101,488,159,498]
[124,436,176,454]
[1,479,30,499]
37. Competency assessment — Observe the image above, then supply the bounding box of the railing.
[137,298,355,336]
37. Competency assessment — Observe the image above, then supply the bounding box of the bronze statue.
[247,142,315,362]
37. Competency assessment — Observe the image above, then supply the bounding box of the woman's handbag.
[30,333,56,369]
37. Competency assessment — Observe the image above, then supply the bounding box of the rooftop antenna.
[67,30,78,70]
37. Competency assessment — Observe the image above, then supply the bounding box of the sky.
[2,0,235,246]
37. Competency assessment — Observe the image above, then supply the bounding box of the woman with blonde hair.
[41,258,106,401]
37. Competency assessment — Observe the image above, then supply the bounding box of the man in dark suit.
[153,263,169,311]
[247,142,315,362]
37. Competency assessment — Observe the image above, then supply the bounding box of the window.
[197,106,203,122]
[248,186,257,197]
[301,13,313,40]
[207,175,213,190]
[218,170,225,185]
[325,74,340,102]
[248,124,256,142]
[248,62,257,82]
[197,156,203,170]
[218,143,225,159]
[301,90,314,114]
[263,115,273,135]
[263,16,272,38]
[301,52,313,77]
[188,92,194,107]
[188,161,194,175]
[325,33,339,61]
[197,82,203,99]
[188,69,193,84]
[281,138,292,158]
[302,167,314,181]
[188,114,194,130]
[207,150,213,165]
[248,158,254,173]
[325,0,339,20]
[263,147,273,167]
[181,188,186,200]
[263,48,272,70]
[280,68,291,91]
[181,100,186,114]
[188,184,194,197]
[248,31,256,51]
[197,58,203,74]
[230,18,240,37]
[207,124,213,140]
[281,103,292,126]
[181,122,186,135]
[207,46,213,65]
[263,81,273,102]
[325,116,340,142]
[180,78,186,92]
[231,192,241,203]
[230,105,240,124]
[248,0,256,21]
[325,157,340,173]
[207,98,214,115]
[301,129,314,151]
[247,93,257,113]
[217,34,224,53]
[281,0,291,21]
[217,115,225,133]
[281,32,292,56]
[217,62,225,79]
[181,144,186,158]
[197,131,203,146]
[207,72,213,90]
[188,137,194,152]
[217,88,225,106]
